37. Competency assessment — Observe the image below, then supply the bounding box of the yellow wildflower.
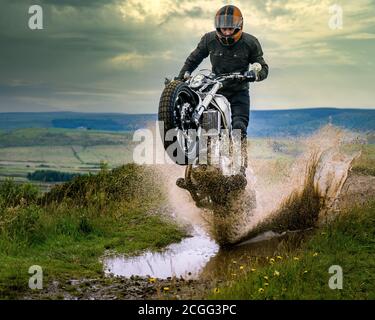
[264,282,269,286]
[148,277,156,283]
[258,288,264,293]
[163,287,170,291]
[274,270,280,277]
[239,265,244,270]
[263,276,269,280]
[213,288,220,294]
[293,257,300,261]
[276,256,283,260]
[251,268,256,272]
[269,258,275,264]
[313,252,318,257]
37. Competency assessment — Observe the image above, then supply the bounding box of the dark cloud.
[0,0,374,112]
[158,6,205,26]
[43,0,116,5]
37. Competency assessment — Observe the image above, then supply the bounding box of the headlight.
[190,74,205,88]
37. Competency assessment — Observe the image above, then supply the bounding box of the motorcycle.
[158,64,262,210]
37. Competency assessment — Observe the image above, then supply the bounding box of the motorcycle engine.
[201,110,221,136]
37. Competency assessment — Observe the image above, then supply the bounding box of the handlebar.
[214,63,262,82]
[215,73,246,81]
[188,64,262,126]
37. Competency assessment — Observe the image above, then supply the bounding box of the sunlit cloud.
[109,50,178,69]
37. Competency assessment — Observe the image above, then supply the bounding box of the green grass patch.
[351,144,375,176]
[209,200,375,300]
[0,164,186,299]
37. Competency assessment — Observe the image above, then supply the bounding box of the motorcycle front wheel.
[158,80,199,165]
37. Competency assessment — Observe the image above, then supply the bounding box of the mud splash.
[103,125,364,279]
[243,126,362,235]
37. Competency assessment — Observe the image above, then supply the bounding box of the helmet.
[215,5,243,46]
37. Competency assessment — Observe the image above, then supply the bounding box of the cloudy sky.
[0,0,374,113]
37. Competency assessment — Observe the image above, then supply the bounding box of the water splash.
[240,125,363,240]
[103,125,364,278]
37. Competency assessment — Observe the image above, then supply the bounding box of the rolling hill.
[0,108,373,137]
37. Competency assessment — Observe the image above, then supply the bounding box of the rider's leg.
[225,90,250,175]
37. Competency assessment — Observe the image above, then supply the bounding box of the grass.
[0,164,186,299]
[339,142,375,176]
[209,200,375,299]
[351,144,375,176]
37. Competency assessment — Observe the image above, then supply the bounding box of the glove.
[174,71,191,81]
[244,70,257,82]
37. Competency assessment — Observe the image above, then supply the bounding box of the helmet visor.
[215,15,242,29]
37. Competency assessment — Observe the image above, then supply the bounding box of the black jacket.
[178,31,269,93]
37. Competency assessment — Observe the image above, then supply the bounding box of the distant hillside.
[0,128,134,148]
[248,108,375,137]
[0,109,373,137]
[0,112,155,132]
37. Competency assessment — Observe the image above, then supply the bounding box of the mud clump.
[190,165,247,207]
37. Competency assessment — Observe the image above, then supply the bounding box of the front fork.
[192,82,222,126]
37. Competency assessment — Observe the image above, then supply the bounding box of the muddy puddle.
[103,227,219,279]
[103,227,308,280]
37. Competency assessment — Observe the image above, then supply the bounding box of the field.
[0,128,310,187]
[0,128,136,188]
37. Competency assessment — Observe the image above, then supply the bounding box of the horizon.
[1,106,375,114]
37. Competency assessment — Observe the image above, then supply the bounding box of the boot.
[176,177,187,189]
[228,137,247,190]
[240,137,248,177]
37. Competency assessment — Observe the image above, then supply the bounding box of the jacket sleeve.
[249,38,269,81]
[177,34,209,79]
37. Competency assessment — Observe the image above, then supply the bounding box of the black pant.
[222,89,250,169]
[223,89,250,139]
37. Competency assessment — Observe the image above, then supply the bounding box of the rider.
[176,5,269,176]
